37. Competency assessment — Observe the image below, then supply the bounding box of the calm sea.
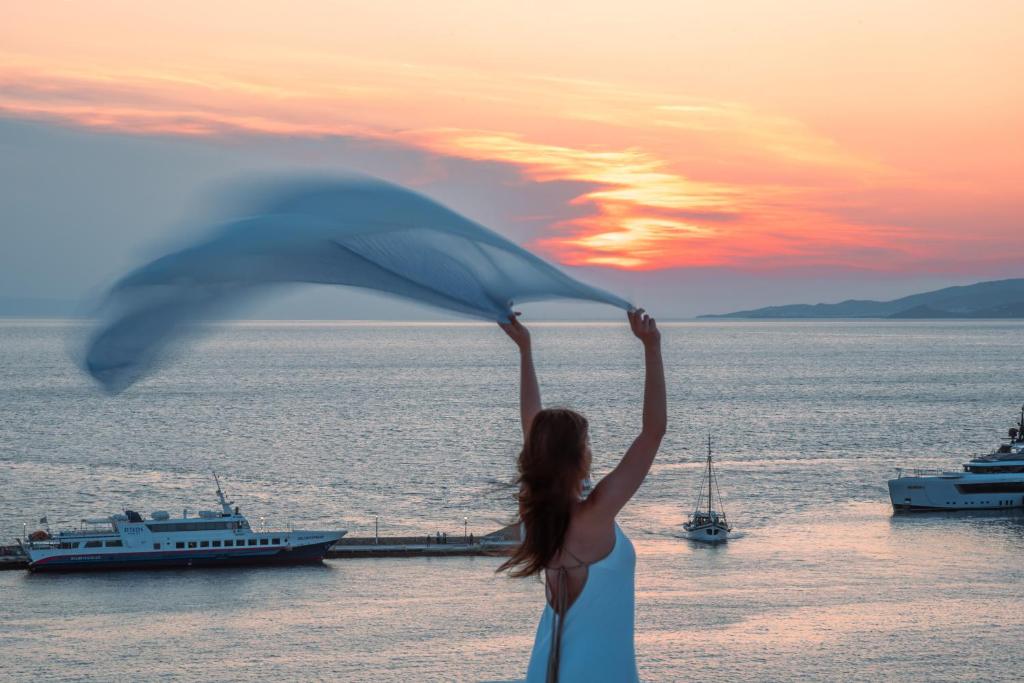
[1,320,1023,682]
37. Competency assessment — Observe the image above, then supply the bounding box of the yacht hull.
[888,476,1024,511]
[683,523,730,543]
[26,540,337,573]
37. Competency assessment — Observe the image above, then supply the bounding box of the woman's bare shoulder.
[563,504,616,564]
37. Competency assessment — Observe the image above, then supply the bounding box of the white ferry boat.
[18,475,346,572]
[889,406,1024,511]
[683,436,732,543]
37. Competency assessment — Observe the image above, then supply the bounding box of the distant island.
[699,278,1024,319]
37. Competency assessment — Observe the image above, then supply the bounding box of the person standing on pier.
[498,309,665,683]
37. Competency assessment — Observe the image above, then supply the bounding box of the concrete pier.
[0,547,26,570]
[327,536,507,559]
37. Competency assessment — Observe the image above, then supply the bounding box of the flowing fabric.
[84,177,631,393]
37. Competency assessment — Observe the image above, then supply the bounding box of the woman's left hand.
[498,312,531,351]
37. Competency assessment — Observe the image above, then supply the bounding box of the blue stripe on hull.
[892,503,1023,511]
[28,541,334,573]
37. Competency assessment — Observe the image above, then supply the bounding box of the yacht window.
[153,543,161,550]
[176,542,185,549]
[188,541,197,549]
[224,540,233,547]
[248,539,257,546]
[956,482,1024,494]
[272,538,280,545]
[200,541,210,548]
[212,540,221,547]
[84,540,103,548]
[260,539,269,546]
[105,540,122,547]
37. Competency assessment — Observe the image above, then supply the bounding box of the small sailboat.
[683,435,732,543]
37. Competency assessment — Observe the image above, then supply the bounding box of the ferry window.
[224,540,233,547]
[248,539,257,546]
[212,540,221,547]
[188,541,197,549]
[145,521,233,533]
[153,543,161,550]
[105,540,122,547]
[84,540,103,548]
[272,538,280,544]
[259,538,269,545]
[176,542,185,549]
[200,541,210,548]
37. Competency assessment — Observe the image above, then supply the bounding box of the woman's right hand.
[498,312,531,351]
[586,307,665,520]
[628,308,660,347]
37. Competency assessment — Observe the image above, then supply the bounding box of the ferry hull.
[27,540,336,573]
[888,477,1024,512]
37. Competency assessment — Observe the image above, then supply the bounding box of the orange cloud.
[403,126,919,270]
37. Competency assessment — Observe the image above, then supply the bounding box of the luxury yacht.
[889,406,1024,511]
[18,475,346,571]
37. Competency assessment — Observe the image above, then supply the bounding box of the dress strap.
[546,549,589,683]
[546,565,568,683]
[562,547,588,568]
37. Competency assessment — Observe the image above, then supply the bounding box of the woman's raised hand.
[628,308,660,347]
[501,312,540,435]
[498,312,531,351]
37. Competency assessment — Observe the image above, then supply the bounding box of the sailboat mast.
[707,434,713,517]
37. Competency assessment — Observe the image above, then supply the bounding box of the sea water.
[1,320,1022,682]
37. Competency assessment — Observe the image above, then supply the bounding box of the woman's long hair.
[498,408,590,578]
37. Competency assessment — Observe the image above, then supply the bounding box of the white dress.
[525,524,638,682]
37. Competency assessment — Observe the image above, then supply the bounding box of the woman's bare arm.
[499,314,542,438]
[588,309,666,519]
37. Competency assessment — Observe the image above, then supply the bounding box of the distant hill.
[699,279,1024,319]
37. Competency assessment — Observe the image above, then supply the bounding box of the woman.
[498,309,666,683]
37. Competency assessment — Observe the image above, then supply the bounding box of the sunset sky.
[2,1,1022,315]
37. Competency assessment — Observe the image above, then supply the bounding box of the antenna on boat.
[213,471,233,515]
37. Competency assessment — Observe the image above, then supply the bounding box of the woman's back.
[525,524,638,683]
